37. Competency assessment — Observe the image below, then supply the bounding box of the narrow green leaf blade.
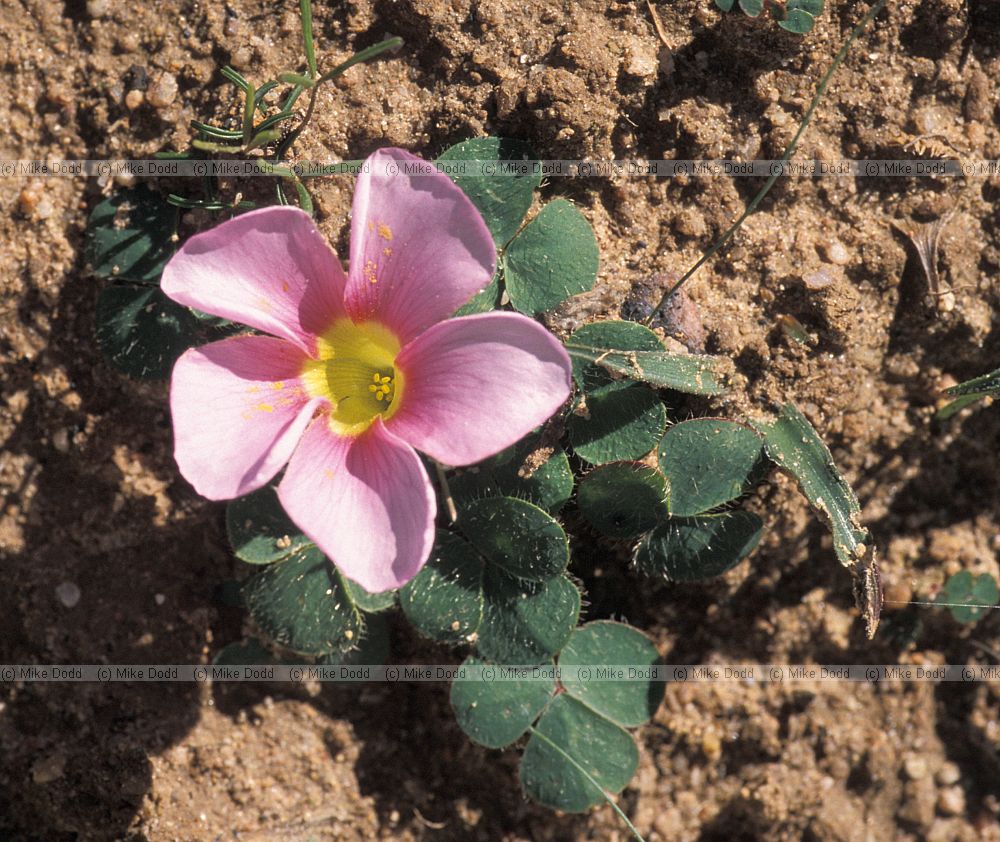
[567,321,665,393]
[758,403,881,637]
[589,348,729,395]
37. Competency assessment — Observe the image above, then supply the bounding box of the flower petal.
[345,148,496,343]
[278,417,436,591]
[388,312,572,466]
[162,206,346,353]
[170,335,322,499]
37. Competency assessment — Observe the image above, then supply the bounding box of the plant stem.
[644,0,887,323]
[433,462,458,523]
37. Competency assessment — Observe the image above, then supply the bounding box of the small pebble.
[124,89,144,110]
[154,593,166,606]
[52,428,70,453]
[624,42,658,78]
[701,731,722,762]
[56,581,81,608]
[17,186,41,216]
[802,268,835,290]
[146,72,178,108]
[912,105,950,136]
[937,785,965,816]
[883,579,913,611]
[32,753,66,784]
[34,198,54,220]
[86,0,109,18]
[904,754,928,780]
[936,763,961,786]
[822,240,850,265]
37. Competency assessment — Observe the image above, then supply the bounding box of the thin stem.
[433,462,458,523]
[527,726,646,842]
[644,0,887,323]
[277,37,403,160]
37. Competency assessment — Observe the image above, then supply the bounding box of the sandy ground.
[2,0,1000,839]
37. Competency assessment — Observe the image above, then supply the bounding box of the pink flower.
[162,148,572,591]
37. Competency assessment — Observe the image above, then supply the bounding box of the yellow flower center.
[301,319,404,436]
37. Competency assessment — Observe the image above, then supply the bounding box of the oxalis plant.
[86,0,887,834]
[714,0,825,34]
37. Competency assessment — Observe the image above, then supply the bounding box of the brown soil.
[2,0,1000,839]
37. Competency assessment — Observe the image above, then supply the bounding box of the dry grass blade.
[894,212,955,312]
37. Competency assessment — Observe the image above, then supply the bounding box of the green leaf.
[577,462,668,539]
[504,199,599,316]
[241,545,362,656]
[787,0,824,15]
[715,0,736,9]
[317,612,392,667]
[758,403,881,638]
[739,0,764,16]
[939,571,999,624]
[520,695,638,813]
[478,570,580,664]
[400,529,578,662]
[459,497,569,582]
[299,0,317,78]
[342,578,397,613]
[316,36,404,85]
[564,321,730,396]
[213,637,281,666]
[559,621,663,728]
[451,655,556,749]
[438,137,541,247]
[937,366,1000,419]
[449,435,574,514]
[658,418,766,516]
[453,272,502,316]
[568,382,667,465]
[400,531,484,644]
[635,512,763,581]
[778,8,817,33]
[226,485,310,564]
[96,284,204,379]
[86,185,178,283]
[944,366,1000,397]
[568,321,666,393]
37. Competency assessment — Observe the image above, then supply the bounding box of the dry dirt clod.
[937,786,965,816]
[146,72,178,108]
